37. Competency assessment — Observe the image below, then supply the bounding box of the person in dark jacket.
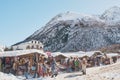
[32,62,38,78]
[51,57,58,78]
[24,58,29,79]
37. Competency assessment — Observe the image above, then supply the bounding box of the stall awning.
[0,49,47,57]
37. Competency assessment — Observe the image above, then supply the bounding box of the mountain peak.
[48,11,102,25]
[101,6,120,21]
[54,11,82,20]
[106,6,120,14]
[109,6,120,11]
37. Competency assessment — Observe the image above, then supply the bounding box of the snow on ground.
[0,72,21,80]
[38,61,120,80]
[0,61,120,80]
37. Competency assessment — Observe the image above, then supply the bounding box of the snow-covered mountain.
[100,6,120,23]
[19,6,120,52]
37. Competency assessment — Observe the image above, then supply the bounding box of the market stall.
[0,49,48,74]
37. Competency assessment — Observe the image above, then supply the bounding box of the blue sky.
[0,0,120,46]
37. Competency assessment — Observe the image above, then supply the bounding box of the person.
[110,57,113,64]
[42,63,47,77]
[0,58,2,71]
[32,62,38,78]
[81,58,87,75]
[47,65,51,77]
[38,61,43,77]
[94,57,98,66]
[1,57,5,72]
[74,57,80,71]
[51,57,58,78]
[5,57,11,73]
[12,61,17,75]
[24,58,29,79]
[79,58,82,70]
[67,58,72,72]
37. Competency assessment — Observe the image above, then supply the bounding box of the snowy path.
[47,61,120,80]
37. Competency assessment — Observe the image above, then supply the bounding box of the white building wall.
[12,40,44,50]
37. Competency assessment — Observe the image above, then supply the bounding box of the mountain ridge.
[16,6,120,52]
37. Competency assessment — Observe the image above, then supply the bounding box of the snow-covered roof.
[63,53,85,57]
[51,51,86,57]
[106,53,119,57]
[0,45,4,52]
[51,52,63,57]
[0,49,47,57]
[51,51,102,58]
[86,51,103,56]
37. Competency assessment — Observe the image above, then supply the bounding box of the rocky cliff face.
[23,6,120,52]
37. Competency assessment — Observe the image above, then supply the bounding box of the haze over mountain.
[16,6,120,52]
